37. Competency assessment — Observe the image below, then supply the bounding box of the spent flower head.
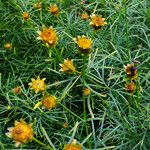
[37,26,58,47]
[125,64,138,80]
[73,35,93,54]
[59,59,76,74]
[125,82,136,93]
[90,14,107,29]
[42,95,57,110]
[28,76,46,93]
[5,119,33,147]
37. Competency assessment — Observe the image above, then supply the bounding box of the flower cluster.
[124,63,139,93]
[3,1,108,149]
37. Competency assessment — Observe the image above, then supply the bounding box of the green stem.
[32,137,53,150]
[82,55,91,148]
[124,0,131,63]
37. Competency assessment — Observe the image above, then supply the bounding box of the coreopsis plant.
[49,4,59,16]
[28,76,46,93]
[125,64,138,80]
[73,35,93,54]
[59,59,76,74]
[5,119,33,147]
[37,26,58,47]
[90,14,107,29]
[64,139,82,150]
[41,95,57,110]
[22,12,30,21]
[125,82,136,93]
[4,43,12,49]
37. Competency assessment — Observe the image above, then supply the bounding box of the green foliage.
[0,0,149,149]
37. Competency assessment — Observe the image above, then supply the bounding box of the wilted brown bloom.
[125,64,138,80]
[125,82,136,93]
[42,95,57,110]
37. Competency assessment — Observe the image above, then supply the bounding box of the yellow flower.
[64,140,82,150]
[125,82,136,93]
[28,76,46,93]
[5,119,33,147]
[90,14,107,29]
[42,95,57,110]
[49,4,59,16]
[12,86,21,94]
[33,2,42,10]
[37,26,58,47]
[74,35,93,54]
[84,88,91,96]
[4,43,12,49]
[22,12,30,21]
[125,64,138,80]
[59,59,76,74]
[81,12,89,20]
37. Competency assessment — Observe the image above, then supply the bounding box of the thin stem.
[82,55,91,149]
[32,137,53,150]
[124,0,131,63]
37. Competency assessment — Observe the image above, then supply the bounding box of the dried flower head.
[12,86,21,94]
[42,95,57,110]
[28,76,46,93]
[4,43,12,49]
[73,35,93,54]
[90,14,107,29]
[125,64,138,80]
[22,12,30,21]
[33,2,42,10]
[49,4,59,16]
[125,82,136,93]
[37,26,58,47]
[64,139,82,150]
[81,12,89,20]
[84,88,91,96]
[6,119,33,147]
[59,59,76,74]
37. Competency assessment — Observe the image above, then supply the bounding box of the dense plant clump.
[0,0,149,149]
